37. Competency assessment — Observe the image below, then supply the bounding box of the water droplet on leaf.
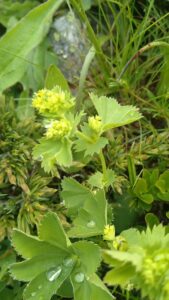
[74,272,85,283]
[38,285,42,290]
[63,257,74,267]
[87,220,96,228]
[46,266,62,282]
[31,292,36,297]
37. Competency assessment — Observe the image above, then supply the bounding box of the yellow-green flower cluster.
[103,225,128,251]
[45,119,72,140]
[142,253,169,286]
[88,115,102,133]
[103,225,115,241]
[32,86,74,117]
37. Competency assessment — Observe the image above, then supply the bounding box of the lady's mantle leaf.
[12,229,62,259]
[0,250,16,280]
[11,213,76,300]
[104,263,135,286]
[57,278,74,298]
[11,254,67,282]
[33,138,72,171]
[90,93,142,130]
[71,273,113,300]
[90,274,114,300]
[23,259,75,300]
[73,241,101,275]
[75,123,108,156]
[61,177,96,213]
[75,135,108,156]
[38,212,71,249]
[88,169,116,189]
[68,190,107,238]
[11,212,110,300]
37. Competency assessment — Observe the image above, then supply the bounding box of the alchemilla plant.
[9,82,143,300]
[32,85,142,175]
[10,82,169,300]
[103,225,169,300]
[11,212,111,300]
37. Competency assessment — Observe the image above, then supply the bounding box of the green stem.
[99,150,107,184]
[76,46,96,112]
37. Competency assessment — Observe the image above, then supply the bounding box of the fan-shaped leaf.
[38,212,71,249]
[90,93,142,130]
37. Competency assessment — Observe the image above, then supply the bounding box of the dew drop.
[38,155,43,161]
[31,292,36,297]
[46,266,62,282]
[74,272,85,283]
[38,285,42,290]
[87,220,96,228]
[63,257,74,267]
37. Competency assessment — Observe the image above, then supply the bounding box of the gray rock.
[50,11,90,83]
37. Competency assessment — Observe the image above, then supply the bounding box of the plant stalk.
[99,149,107,184]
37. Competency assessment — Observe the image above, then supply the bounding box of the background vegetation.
[0,0,169,299]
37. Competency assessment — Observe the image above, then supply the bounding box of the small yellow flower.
[88,115,102,133]
[32,86,74,117]
[113,235,128,251]
[103,225,115,241]
[45,119,72,140]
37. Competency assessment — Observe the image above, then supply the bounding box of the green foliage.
[11,212,112,300]
[103,225,169,300]
[90,93,142,131]
[0,0,63,92]
[145,213,159,229]
[45,64,70,92]
[61,178,107,237]
[156,170,169,201]
[1,1,169,300]
[0,96,56,239]
[75,126,108,157]
[21,39,57,91]
[33,88,141,172]
[88,169,116,189]
[33,137,73,171]
[129,168,169,209]
[0,0,39,28]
